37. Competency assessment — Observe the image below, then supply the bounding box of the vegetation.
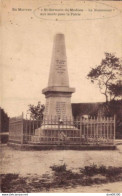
[1,164,122,192]
[0,108,9,143]
[50,164,67,173]
[27,101,45,121]
[87,53,122,102]
[0,108,9,132]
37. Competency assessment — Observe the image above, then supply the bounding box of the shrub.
[50,164,67,173]
[106,166,122,177]
[98,165,107,175]
[83,164,98,176]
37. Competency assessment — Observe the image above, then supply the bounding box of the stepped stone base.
[32,125,79,143]
[8,143,117,151]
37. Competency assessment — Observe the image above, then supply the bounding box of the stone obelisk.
[42,33,75,120]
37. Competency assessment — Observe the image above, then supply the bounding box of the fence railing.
[9,114,115,145]
[9,114,23,144]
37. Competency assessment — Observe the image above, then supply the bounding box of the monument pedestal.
[42,87,75,120]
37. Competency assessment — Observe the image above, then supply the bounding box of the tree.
[0,107,9,132]
[87,53,122,102]
[27,102,45,121]
[108,80,122,100]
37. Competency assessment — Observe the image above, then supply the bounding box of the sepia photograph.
[0,0,122,194]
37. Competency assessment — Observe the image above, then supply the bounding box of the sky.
[1,0,122,117]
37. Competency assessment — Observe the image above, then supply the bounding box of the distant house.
[71,102,103,119]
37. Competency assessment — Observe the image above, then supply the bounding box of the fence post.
[51,115,52,143]
[80,116,82,142]
[86,118,88,141]
[25,114,27,142]
[114,115,116,145]
[21,112,24,145]
[103,117,105,140]
[29,116,31,143]
[107,117,109,142]
[94,117,96,140]
[8,117,11,142]
[97,117,99,143]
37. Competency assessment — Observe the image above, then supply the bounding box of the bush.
[50,164,67,173]
[83,164,98,176]
[106,166,122,177]
[98,165,107,175]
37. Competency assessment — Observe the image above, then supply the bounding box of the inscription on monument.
[56,59,66,74]
[56,102,66,117]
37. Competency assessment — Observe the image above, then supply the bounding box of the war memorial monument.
[9,34,115,149]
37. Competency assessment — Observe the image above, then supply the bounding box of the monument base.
[8,142,117,151]
[31,125,79,143]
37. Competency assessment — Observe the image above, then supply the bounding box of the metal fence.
[9,114,23,144]
[9,114,115,145]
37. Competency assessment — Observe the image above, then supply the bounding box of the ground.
[1,144,122,193]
